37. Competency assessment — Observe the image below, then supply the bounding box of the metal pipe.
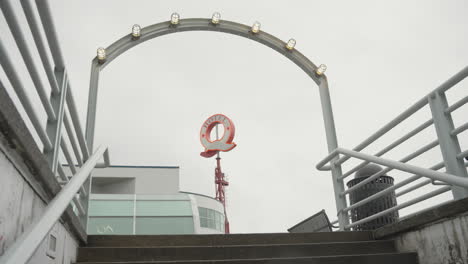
[20,0,60,95]
[57,164,87,197]
[66,89,90,160]
[342,140,439,196]
[445,95,468,114]
[457,149,468,160]
[0,40,53,151]
[451,122,468,136]
[0,0,57,121]
[317,78,349,229]
[335,66,468,166]
[396,179,432,197]
[0,146,106,264]
[63,113,83,166]
[340,118,434,180]
[346,186,451,229]
[60,139,77,174]
[35,0,65,70]
[338,148,468,188]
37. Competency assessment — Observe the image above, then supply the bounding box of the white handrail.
[0,146,107,264]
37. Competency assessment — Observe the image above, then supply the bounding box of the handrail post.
[318,77,349,230]
[428,91,468,199]
[44,69,68,173]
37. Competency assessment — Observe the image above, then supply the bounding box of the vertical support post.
[85,61,100,152]
[318,77,349,230]
[428,92,468,199]
[44,69,68,173]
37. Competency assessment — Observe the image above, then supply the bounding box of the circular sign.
[200,114,236,158]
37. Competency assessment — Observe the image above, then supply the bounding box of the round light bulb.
[316,64,327,75]
[211,12,221,24]
[171,12,180,25]
[251,21,261,33]
[286,38,296,50]
[97,47,106,61]
[132,24,141,38]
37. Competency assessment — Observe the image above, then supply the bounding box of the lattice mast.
[214,126,230,233]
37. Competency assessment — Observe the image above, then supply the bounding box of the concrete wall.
[394,213,468,264]
[375,197,468,264]
[0,147,79,264]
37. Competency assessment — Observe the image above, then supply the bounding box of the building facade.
[85,165,225,235]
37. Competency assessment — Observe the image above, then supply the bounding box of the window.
[198,207,224,232]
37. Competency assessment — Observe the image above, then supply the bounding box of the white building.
[86,165,225,235]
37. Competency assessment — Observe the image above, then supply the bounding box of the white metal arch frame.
[85,17,350,229]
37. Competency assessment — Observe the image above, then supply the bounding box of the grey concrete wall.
[394,213,468,264]
[0,147,79,264]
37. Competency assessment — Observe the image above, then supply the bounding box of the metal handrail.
[339,118,434,180]
[345,186,451,229]
[341,139,439,195]
[0,146,107,264]
[318,148,468,188]
[334,66,468,167]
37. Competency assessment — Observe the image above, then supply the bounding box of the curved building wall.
[88,192,225,235]
[184,192,225,234]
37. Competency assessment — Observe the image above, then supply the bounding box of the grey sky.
[1,0,467,233]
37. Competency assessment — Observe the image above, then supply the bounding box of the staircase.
[76,232,418,263]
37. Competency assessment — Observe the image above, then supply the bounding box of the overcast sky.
[1,0,467,233]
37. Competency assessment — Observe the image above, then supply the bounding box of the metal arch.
[85,18,350,229]
[86,18,324,150]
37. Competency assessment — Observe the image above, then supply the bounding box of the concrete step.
[87,232,374,247]
[77,240,395,262]
[75,252,418,264]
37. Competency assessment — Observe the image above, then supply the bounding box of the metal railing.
[318,66,468,230]
[0,1,109,263]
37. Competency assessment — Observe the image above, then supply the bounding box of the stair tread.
[87,232,374,247]
[75,252,418,264]
[77,240,396,262]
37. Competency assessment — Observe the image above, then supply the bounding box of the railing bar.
[340,118,434,179]
[60,139,77,174]
[57,163,87,197]
[451,122,468,136]
[63,112,83,166]
[342,139,439,195]
[20,0,60,95]
[0,46,53,151]
[66,89,90,160]
[0,0,57,121]
[396,179,432,197]
[346,186,451,229]
[34,0,65,70]
[72,196,86,216]
[396,161,445,196]
[336,66,468,166]
[338,148,468,188]
[457,149,468,160]
[445,95,468,114]
[0,146,106,264]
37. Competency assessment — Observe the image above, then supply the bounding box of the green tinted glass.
[135,217,194,234]
[88,200,134,216]
[88,217,134,235]
[136,201,192,216]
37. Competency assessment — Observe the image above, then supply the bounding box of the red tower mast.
[215,154,230,233]
[199,114,236,234]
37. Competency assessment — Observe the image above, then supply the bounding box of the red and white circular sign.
[200,114,236,158]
